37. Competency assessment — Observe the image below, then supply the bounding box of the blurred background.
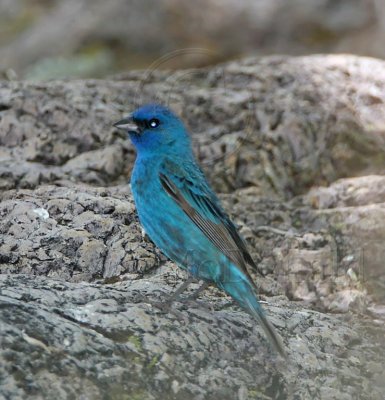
[0,0,384,80]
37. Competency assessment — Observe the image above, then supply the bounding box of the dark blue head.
[114,104,192,156]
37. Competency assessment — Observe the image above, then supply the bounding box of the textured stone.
[0,55,384,398]
[0,274,383,400]
[1,55,385,197]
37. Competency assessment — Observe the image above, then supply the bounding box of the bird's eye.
[149,118,160,128]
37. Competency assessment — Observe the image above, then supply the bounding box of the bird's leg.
[168,279,211,304]
[147,276,196,314]
[150,278,212,314]
[157,279,213,316]
[167,276,196,303]
[140,277,194,324]
[180,280,214,312]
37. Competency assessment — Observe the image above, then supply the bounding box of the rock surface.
[1,273,383,400]
[0,55,385,399]
[1,55,385,196]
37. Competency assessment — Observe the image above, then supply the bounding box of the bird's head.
[114,104,191,155]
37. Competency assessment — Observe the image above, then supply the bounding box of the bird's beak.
[113,117,140,134]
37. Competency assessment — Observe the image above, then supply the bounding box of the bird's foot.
[134,292,189,322]
[150,299,190,323]
[169,280,214,312]
[133,278,213,320]
[177,298,215,313]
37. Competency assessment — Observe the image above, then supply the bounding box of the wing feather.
[159,159,263,277]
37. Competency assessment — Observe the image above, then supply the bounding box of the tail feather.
[219,271,287,358]
[243,296,287,358]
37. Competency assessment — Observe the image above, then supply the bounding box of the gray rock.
[1,55,385,196]
[0,55,385,398]
[0,185,159,282]
[0,274,383,400]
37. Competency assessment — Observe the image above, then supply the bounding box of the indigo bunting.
[114,104,286,357]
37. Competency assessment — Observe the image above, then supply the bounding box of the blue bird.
[114,104,286,357]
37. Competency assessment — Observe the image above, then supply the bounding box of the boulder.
[0,55,384,398]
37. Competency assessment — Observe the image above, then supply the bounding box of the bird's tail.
[218,268,287,358]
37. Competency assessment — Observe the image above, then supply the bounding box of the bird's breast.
[130,158,222,281]
[131,159,171,217]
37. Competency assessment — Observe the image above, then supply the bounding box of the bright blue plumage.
[114,103,286,357]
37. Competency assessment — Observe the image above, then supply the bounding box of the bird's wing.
[159,158,263,277]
